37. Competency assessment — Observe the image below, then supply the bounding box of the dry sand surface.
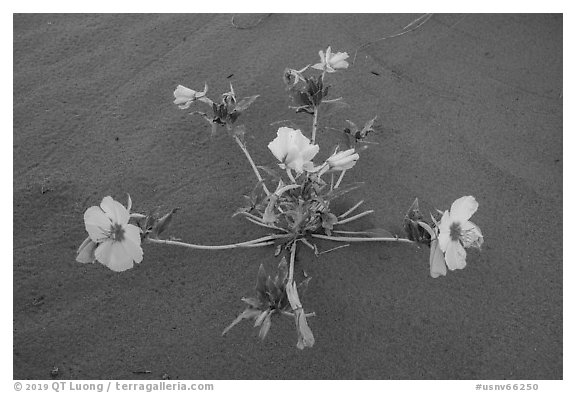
[13,14,562,379]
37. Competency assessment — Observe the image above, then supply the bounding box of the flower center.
[109,223,125,242]
[449,222,462,241]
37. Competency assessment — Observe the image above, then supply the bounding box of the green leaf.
[231,206,252,218]
[258,313,272,340]
[151,208,179,237]
[290,88,313,107]
[323,182,364,201]
[222,308,261,336]
[417,221,436,239]
[234,95,259,113]
[227,111,240,124]
[262,195,278,224]
[321,212,338,231]
[241,297,263,309]
[275,256,288,287]
[405,197,423,221]
[359,116,377,139]
[266,275,282,302]
[232,125,246,140]
[274,244,283,257]
[254,309,270,327]
[257,165,282,182]
[255,264,268,301]
[294,105,315,115]
[322,99,349,116]
[297,277,312,299]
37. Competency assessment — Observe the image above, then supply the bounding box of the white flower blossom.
[438,196,484,271]
[312,46,349,73]
[80,196,143,272]
[173,83,210,109]
[267,127,319,174]
[326,148,359,171]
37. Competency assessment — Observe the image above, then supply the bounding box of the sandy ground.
[13,14,562,379]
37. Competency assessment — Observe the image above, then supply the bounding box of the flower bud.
[311,46,349,73]
[326,148,359,171]
[173,83,210,109]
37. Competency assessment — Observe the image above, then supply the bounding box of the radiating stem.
[338,200,364,219]
[286,167,297,184]
[311,233,414,244]
[275,184,301,197]
[335,210,374,225]
[334,170,346,189]
[233,134,270,196]
[311,108,319,144]
[330,172,334,191]
[146,234,288,250]
[281,310,316,318]
[332,230,379,236]
[316,244,350,255]
[244,217,289,233]
[288,240,297,283]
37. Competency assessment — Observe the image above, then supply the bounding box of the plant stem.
[332,230,380,236]
[288,240,297,283]
[275,184,301,197]
[311,108,319,144]
[310,233,414,244]
[244,216,289,233]
[330,172,334,191]
[233,134,270,196]
[146,234,288,250]
[316,244,350,255]
[281,310,316,318]
[338,200,364,218]
[334,169,346,189]
[286,167,296,183]
[335,210,374,225]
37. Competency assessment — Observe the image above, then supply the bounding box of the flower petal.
[325,46,332,61]
[100,196,129,225]
[437,210,451,252]
[123,225,144,264]
[438,230,450,253]
[332,60,349,70]
[461,221,484,249]
[286,155,305,173]
[95,240,134,272]
[94,240,113,268]
[291,128,313,150]
[301,143,319,163]
[173,85,196,104]
[450,196,478,223]
[295,309,315,349]
[329,51,349,64]
[438,209,451,230]
[267,127,294,162]
[124,224,142,245]
[84,206,111,243]
[76,236,97,264]
[444,240,467,271]
[328,149,359,170]
[429,239,447,278]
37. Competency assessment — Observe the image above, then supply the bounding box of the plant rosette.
[76,46,484,350]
